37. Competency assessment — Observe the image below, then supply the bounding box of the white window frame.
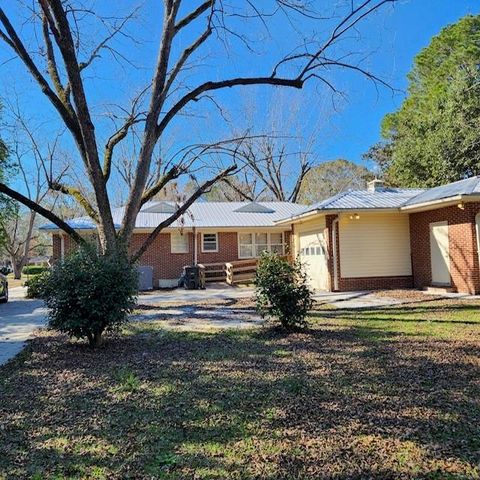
[171,232,189,254]
[238,232,285,259]
[201,232,218,253]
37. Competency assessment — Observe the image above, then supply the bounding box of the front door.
[299,230,329,291]
[430,221,450,285]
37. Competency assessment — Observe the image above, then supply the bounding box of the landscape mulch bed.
[0,314,479,479]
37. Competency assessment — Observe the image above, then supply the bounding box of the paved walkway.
[0,287,47,365]
[133,306,263,331]
[138,283,254,305]
[313,291,403,309]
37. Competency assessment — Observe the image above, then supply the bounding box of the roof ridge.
[318,189,352,209]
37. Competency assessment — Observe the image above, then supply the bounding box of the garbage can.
[183,264,206,290]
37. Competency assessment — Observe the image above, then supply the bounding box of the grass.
[6,273,24,289]
[1,297,480,479]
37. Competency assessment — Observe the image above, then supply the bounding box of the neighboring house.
[40,201,303,288]
[277,177,480,294]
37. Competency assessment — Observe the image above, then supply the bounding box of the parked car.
[0,273,8,303]
[0,266,12,276]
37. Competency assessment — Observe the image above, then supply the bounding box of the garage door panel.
[299,231,329,291]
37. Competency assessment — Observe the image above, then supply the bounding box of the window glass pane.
[171,233,189,253]
[255,233,268,244]
[255,244,268,257]
[239,233,252,245]
[202,233,217,251]
[270,233,283,244]
[240,245,253,258]
[271,244,284,254]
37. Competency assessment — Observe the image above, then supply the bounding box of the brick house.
[277,177,480,295]
[43,201,303,288]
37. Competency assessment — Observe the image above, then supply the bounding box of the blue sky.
[1,0,479,199]
[326,0,480,166]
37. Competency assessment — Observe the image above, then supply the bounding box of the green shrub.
[255,252,313,331]
[22,265,48,275]
[25,271,51,299]
[43,244,138,347]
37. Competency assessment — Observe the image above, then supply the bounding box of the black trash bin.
[183,265,205,290]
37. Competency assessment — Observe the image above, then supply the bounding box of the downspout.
[60,234,65,260]
[193,227,198,265]
[332,218,339,291]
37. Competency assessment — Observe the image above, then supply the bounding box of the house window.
[270,232,284,254]
[255,233,268,257]
[171,232,189,253]
[238,232,285,259]
[239,233,253,258]
[202,233,218,252]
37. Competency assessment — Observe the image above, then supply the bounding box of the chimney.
[367,178,385,193]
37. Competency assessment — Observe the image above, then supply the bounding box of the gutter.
[400,194,480,212]
[275,207,404,225]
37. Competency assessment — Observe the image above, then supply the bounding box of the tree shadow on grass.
[310,301,480,326]
[0,323,479,479]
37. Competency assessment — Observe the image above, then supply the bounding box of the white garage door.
[299,230,329,291]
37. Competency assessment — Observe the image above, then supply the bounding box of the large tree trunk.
[87,330,104,348]
[11,257,25,280]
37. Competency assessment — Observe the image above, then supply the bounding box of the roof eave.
[275,206,406,224]
[400,194,480,212]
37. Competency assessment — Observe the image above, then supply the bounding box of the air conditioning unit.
[137,266,153,291]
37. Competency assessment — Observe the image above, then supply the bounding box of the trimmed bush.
[43,245,138,347]
[25,271,51,299]
[22,265,48,276]
[255,252,313,331]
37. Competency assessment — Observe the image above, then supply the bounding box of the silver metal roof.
[40,201,305,231]
[403,176,480,206]
[295,187,424,216]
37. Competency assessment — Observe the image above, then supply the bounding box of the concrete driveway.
[0,287,46,365]
[138,283,254,305]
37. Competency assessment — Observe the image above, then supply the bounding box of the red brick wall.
[52,234,61,262]
[53,229,292,286]
[325,214,337,290]
[338,276,413,290]
[409,202,480,294]
[130,233,195,282]
[131,231,258,284]
[52,234,77,262]
[197,232,239,265]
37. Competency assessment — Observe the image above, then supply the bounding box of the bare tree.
[0,107,58,278]
[0,0,395,263]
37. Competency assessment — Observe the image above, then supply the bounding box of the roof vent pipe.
[367,178,385,193]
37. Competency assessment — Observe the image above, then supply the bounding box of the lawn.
[1,297,480,479]
[6,273,25,289]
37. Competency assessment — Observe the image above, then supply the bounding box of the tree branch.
[0,182,85,244]
[130,164,237,262]
[140,165,182,205]
[48,181,100,224]
[157,76,303,135]
[174,1,213,33]
[0,8,82,143]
